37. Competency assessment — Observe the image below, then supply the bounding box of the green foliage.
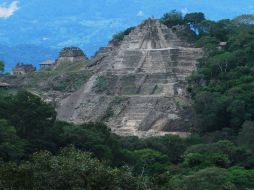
[228,167,254,190]
[183,141,235,169]
[237,121,254,149]
[195,35,219,48]
[184,12,205,26]
[0,146,139,190]
[56,122,121,163]
[197,19,235,41]
[102,106,114,121]
[0,119,26,161]
[189,16,254,133]
[0,88,253,189]
[0,91,56,138]
[144,135,187,164]
[124,148,170,175]
[48,72,91,92]
[94,75,118,94]
[112,27,135,41]
[9,60,91,95]
[160,10,184,27]
[0,88,18,97]
[0,161,32,190]
[233,14,254,25]
[0,60,4,72]
[177,167,235,190]
[0,91,57,154]
[95,75,110,92]
[175,25,198,43]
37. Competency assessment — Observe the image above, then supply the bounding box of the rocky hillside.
[57,18,203,137]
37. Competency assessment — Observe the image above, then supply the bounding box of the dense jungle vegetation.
[1,11,254,189]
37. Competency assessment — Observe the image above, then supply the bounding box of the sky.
[0,0,254,71]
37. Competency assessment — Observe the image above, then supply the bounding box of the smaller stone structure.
[56,47,88,64]
[40,60,55,69]
[11,63,36,76]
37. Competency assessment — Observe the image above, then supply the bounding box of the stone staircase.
[111,97,156,135]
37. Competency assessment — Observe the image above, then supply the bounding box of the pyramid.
[57,18,203,137]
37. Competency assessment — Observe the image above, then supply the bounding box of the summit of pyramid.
[118,18,186,50]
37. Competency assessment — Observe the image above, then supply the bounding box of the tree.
[197,19,235,41]
[233,14,254,25]
[177,167,236,190]
[112,27,135,42]
[144,135,187,163]
[0,91,56,138]
[125,148,170,175]
[0,146,139,190]
[0,161,32,190]
[228,167,254,190]
[210,19,235,41]
[0,119,26,161]
[194,92,231,132]
[0,91,57,153]
[0,60,4,72]
[184,12,205,26]
[237,121,254,148]
[57,121,121,162]
[183,141,235,169]
[227,100,246,128]
[209,52,236,75]
[160,10,183,27]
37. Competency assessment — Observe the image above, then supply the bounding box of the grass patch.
[101,106,114,122]
[94,75,118,94]
[47,71,91,92]
[8,60,91,93]
[95,76,110,92]
[175,97,190,109]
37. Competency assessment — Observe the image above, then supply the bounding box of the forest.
[0,11,254,189]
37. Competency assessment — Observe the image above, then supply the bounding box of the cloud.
[137,10,144,17]
[0,1,19,19]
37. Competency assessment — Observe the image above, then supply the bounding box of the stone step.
[128,104,154,110]
[125,113,147,120]
[140,69,167,73]
[126,108,153,113]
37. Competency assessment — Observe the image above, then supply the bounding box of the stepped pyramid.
[57,18,203,137]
